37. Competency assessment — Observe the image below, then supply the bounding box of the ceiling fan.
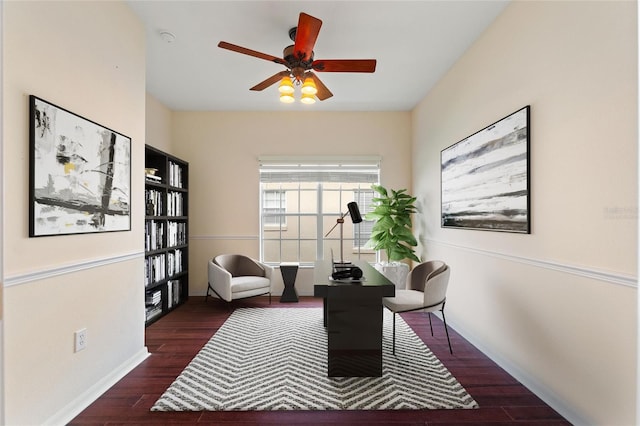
[218,12,377,102]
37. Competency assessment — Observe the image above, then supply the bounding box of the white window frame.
[259,157,380,266]
[262,189,287,229]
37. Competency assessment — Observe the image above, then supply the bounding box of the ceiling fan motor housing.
[283,45,314,71]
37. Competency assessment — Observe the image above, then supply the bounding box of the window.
[354,189,375,248]
[259,157,380,266]
[262,190,286,228]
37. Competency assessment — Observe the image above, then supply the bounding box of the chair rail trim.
[4,251,143,287]
[425,239,637,288]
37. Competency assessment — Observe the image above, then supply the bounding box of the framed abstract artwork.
[29,95,131,237]
[441,106,530,233]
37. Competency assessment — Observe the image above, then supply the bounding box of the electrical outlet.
[75,328,87,352]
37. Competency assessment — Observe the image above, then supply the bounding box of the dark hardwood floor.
[70,296,570,425]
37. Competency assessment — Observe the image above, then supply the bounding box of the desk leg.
[322,297,327,327]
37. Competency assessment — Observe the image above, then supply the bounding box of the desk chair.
[382,260,452,354]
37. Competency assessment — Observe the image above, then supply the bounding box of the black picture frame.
[441,106,530,233]
[29,95,131,237]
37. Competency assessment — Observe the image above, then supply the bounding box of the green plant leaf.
[365,184,420,263]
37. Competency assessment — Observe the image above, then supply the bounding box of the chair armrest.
[261,262,275,280]
[208,259,233,301]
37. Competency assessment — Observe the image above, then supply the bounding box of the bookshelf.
[144,145,189,326]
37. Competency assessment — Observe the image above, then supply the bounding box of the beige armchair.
[206,254,273,303]
[382,260,452,354]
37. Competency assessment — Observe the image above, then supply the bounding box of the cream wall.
[167,111,411,297]
[412,1,637,425]
[3,2,147,425]
[146,93,173,153]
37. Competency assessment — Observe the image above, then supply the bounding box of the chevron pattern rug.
[151,307,478,411]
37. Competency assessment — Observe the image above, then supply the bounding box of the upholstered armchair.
[207,254,273,303]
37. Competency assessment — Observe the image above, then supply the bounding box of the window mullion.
[316,182,323,261]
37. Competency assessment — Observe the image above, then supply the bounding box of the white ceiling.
[126,1,509,112]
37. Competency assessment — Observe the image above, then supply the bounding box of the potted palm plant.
[365,184,419,288]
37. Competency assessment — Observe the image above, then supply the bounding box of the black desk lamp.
[325,201,362,265]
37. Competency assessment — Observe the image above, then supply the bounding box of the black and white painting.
[29,96,131,237]
[441,106,530,233]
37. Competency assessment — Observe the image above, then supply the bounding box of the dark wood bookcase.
[144,145,189,326]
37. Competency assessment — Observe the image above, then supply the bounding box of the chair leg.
[428,312,434,336]
[392,312,396,355]
[441,308,453,354]
[205,283,213,303]
[269,292,272,304]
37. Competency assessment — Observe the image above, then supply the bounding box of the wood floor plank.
[69,296,570,425]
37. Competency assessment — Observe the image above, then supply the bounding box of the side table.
[279,262,299,303]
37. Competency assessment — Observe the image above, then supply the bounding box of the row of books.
[167,279,182,309]
[145,189,163,216]
[146,289,162,306]
[145,250,186,286]
[145,253,166,286]
[146,305,163,322]
[145,221,187,251]
[145,220,164,251]
[145,289,163,322]
[145,173,162,183]
[145,279,183,322]
[169,161,185,188]
[167,221,187,247]
[167,191,185,216]
[167,249,184,277]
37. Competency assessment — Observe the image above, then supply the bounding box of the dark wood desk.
[313,260,395,377]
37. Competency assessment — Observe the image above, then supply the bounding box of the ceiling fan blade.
[293,13,322,62]
[312,59,377,73]
[308,72,333,101]
[218,41,286,65]
[250,71,290,91]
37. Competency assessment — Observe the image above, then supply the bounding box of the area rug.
[151,307,478,411]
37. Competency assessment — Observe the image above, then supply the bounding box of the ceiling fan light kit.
[218,12,377,104]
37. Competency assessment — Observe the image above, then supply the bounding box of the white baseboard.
[445,316,590,426]
[45,347,150,426]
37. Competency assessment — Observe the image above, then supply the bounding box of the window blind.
[259,156,380,183]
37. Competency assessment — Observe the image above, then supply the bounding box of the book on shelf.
[167,249,183,277]
[167,191,184,216]
[145,188,163,216]
[145,220,165,251]
[146,305,163,321]
[168,161,184,188]
[167,279,181,308]
[145,290,162,306]
[144,253,166,286]
[145,173,162,182]
[167,222,187,247]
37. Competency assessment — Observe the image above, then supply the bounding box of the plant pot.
[374,261,410,290]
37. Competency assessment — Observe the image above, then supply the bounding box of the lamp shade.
[347,202,362,223]
[301,77,318,95]
[279,93,295,103]
[300,93,316,104]
[278,77,294,95]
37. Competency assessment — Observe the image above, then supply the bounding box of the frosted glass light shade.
[278,77,294,95]
[300,93,316,104]
[301,77,318,95]
[279,93,295,103]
